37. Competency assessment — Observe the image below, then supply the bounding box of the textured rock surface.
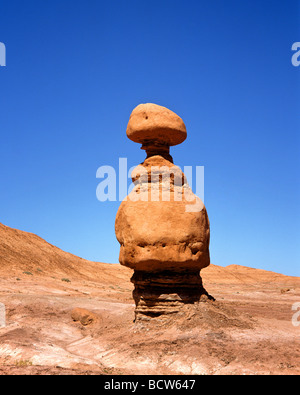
[131,271,214,318]
[126,103,187,146]
[116,104,210,320]
[115,156,210,273]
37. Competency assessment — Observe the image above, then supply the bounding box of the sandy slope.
[0,222,299,375]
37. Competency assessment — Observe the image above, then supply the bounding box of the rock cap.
[126,103,187,146]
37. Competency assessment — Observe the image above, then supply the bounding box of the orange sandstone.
[115,104,211,320]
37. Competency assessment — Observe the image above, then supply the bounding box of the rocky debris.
[71,308,100,326]
[115,103,211,320]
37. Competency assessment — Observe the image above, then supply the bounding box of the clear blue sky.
[0,0,299,276]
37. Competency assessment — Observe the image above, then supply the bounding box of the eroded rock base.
[131,270,214,320]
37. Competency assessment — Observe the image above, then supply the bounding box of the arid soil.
[0,222,299,375]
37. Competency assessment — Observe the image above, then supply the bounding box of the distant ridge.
[0,222,298,287]
[0,222,128,283]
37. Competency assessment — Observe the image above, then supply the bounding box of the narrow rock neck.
[141,141,173,163]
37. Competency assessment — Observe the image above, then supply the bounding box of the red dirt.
[0,222,299,375]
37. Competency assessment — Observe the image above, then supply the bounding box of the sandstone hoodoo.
[115,103,211,320]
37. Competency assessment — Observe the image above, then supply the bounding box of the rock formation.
[115,103,211,320]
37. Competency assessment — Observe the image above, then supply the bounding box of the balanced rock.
[126,103,187,146]
[115,104,211,320]
[126,103,187,163]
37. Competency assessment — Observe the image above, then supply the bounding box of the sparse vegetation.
[15,360,33,367]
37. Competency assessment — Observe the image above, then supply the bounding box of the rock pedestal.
[115,103,211,321]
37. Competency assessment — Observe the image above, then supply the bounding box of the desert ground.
[0,222,299,375]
